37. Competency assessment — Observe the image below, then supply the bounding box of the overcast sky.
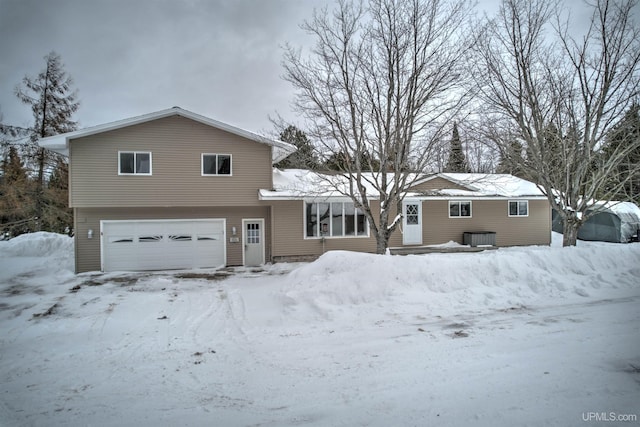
[0,0,605,137]
[0,0,335,135]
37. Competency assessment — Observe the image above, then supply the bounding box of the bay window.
[305,202,367,238]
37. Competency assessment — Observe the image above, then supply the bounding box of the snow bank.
[0,232,73,257]
[281,243,640,318]
[0,232,74,281]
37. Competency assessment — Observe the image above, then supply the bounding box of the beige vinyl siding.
[410,177,468,192]
[269,198,550,261]
[74,206,270,273]
[69,115,272,208]
[414,199,551,246]
[270,200,378,259]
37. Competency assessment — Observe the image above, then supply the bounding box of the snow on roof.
[38,107,296,163]
[435,173,545,197]
[260,169,546,200]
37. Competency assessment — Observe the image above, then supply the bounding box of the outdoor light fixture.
[87,229,93,239]
[232,226,237,236]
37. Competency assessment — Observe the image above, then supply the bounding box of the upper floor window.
[508,200,529,217]
[202,154,232,176]
[305,201,368,238]
[119,151,151,175]
[449,201,472,218]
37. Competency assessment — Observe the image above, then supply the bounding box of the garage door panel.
[101,219,225,272]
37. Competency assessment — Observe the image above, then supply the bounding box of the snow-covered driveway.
[0,233,639,426]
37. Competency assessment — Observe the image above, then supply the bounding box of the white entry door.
[243,219,265,266]
[403,201,422,245]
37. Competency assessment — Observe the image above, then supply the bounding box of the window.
[449,201,472,218]
[119,152,151,175]
[508,200,529,217]
[202,154,232,176]
[405,204,419,224]
[305,202,368,238]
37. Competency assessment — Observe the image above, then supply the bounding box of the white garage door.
[101,219,225,272]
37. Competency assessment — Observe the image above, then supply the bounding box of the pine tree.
[274,125,319,169]
[14,51,79,232]
[600,103,640,204]
[0,147,37,236]
[43,158,72,233]
[444,122,470,173]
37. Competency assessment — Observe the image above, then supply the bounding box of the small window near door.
[246,223,260,244]
[508,200,529,217]
[406,204,419,224]
[202,154,232,176]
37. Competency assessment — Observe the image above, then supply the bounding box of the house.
[39,107,551,273]
[263,169,551,261]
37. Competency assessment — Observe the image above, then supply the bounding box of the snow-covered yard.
[1,233,639,426]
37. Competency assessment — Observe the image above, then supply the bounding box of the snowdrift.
[281,243,640,317]
[0,232,74,282]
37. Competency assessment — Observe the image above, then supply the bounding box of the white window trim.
[303,201,370,239]
[201,153,233,176]
[448,200,472,218]
[118,151,152,176]
[508,200,529,217]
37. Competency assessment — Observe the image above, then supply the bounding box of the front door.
[243,219,265,266]
[402,201,422,245]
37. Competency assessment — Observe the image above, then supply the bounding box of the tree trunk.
[375,231,388,255]
[562,215,580,247]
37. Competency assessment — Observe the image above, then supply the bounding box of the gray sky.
[0,0,330,135]
[0,0,603,137]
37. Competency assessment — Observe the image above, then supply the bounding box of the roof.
[259,169,546,200]
[38,107,296,163]
[423,173,545,198]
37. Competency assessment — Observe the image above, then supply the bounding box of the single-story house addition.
[39,107,551,273]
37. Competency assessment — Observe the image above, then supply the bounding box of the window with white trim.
[119,151,151,175]
[305,202,368,238]
[449,201,472,217]
[508,200,529,217]
[202,154,232,176]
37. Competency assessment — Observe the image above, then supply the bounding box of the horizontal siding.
[270,198,550,260]
[74,206,270,273]
[418,199,551,246]
[70,115,272,207]
[271,200,378,258]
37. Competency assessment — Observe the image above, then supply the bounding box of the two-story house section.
[39,107,295,273]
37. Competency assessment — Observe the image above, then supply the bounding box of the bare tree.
[471,0,640,246]
[283,0,471,253]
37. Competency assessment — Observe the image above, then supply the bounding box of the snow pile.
[281,243,640,318]
[0,231,73,257]
[0,232,74,282]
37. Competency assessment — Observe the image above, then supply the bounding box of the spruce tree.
[0,147,36,236]
[444,122,470,173]
[274,125,319,169]
[14,51,79,231]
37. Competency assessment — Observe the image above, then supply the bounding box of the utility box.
[463,231,496,247]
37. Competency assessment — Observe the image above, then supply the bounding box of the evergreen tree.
[43,158,72,233]
[444,122,470,173]
[14,51,79,231]
[600,103,640,204]
[0,147,36,236]
[496,139,525,177]
[274,125,319,169]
